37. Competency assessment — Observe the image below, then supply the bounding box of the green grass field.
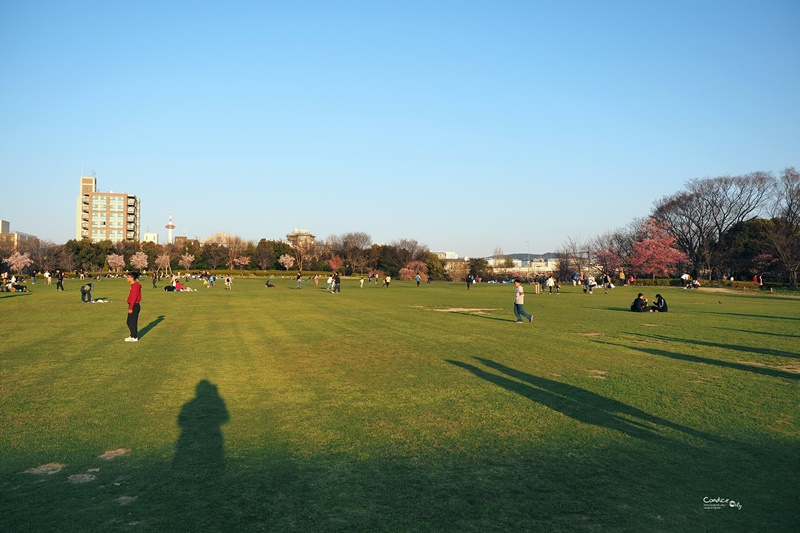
[1,277,798,532]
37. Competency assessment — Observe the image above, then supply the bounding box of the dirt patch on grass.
[116,496,137,506]
[99,448,130,460]
[68,473,96,484]
[581,332,603,337]
[590,370,608,379]
[642,323,659,327]
[24,463,65,475]
[434,308,499,314]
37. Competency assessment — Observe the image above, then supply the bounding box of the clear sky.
[1,1,798,257]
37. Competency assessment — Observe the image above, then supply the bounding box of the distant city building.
[433,251,459,260]
[0,220,38,251]
[286,228,315,248]
[75,174,140,243]
[173,236,200,249]
[142,232,159,244]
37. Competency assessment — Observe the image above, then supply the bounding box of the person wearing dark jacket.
[650,294,668,312]
[630,293,648,312]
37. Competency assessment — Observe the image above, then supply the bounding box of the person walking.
[151,273,158,289]
[55,270,65,291]
[333,272,341,293]
[125,272,142,342]
[513,279,533,323]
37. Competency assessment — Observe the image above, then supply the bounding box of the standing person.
[466,274,473,290]
[333,272,341,294]
[151,273,158,289]
[296,272,303,289]
[360,277,365,288]
[326,275,334,291]
[545,275,555,294]
[415,274,421,287]
[56,270,65,291]
[31,271,36,284]
[603,273,612,294]
[384,275,391,288]
[513,279,533,323]
[225,274,232,290]
[45,270,52,285]
[125,272,142,342]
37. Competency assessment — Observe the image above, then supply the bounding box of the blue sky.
[1,1,798,257]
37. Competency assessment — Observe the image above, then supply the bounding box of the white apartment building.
[75,175,140,243]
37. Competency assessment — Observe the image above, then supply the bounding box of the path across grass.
[1,278,797,531]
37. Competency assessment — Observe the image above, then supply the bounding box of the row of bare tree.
[557,168,800,287]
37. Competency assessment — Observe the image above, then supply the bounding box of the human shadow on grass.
[170,379,231,528]
[447,357,717,446]
[138,315,165,338]
[632,332,800,360]
[596,339,799,381]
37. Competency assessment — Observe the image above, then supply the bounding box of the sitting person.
[164,284,176,292]
[649,294,668,312]
[265,280,275,288]
[630,293,649,312]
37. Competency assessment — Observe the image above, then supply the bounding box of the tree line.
[1,231,447,282]
[559,167,799,288]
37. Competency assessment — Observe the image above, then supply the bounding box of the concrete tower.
[165,214,175,245]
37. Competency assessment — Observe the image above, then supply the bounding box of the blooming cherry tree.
[106,253,126,274]
[630,218,688,280]
[4,251,33,274]
[130,251,149,271]
[178,254,195,271]
[278,254,295,270]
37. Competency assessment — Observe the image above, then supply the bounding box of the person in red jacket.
[125,272,142,342]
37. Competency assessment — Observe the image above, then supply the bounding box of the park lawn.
[0,277,797,532]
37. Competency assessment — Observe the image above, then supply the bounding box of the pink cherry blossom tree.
[630,218,688,280]
[178,253,195,271]
[106,253,126,274]
[278,254,295,270]
[4,251,33,274]
[130,251,149,271]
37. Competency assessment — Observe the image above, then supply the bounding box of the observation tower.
[165,214,175,245]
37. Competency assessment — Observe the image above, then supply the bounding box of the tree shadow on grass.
[712,326,800,339]
[447,357,717,446]
[139,315,165,338]
[698,311,800,321]
[595,339,799,381]
[632,332,800,360]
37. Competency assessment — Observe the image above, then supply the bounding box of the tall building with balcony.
[75,175,140,243]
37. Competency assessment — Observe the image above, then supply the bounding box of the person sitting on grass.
[649,294,668,312]
[630,293,649,312]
